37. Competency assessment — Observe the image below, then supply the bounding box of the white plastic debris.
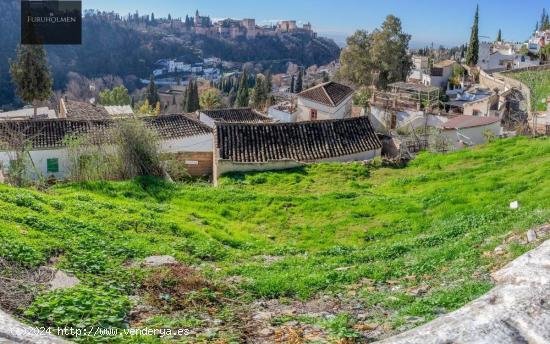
[510,201,519,209]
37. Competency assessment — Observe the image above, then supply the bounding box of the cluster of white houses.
[0,82,382,184]
[0,75,513,183]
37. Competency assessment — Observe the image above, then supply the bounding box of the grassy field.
[2,136,550,343]
[507,69,550,111]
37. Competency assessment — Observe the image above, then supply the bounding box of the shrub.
[111,119,163,179]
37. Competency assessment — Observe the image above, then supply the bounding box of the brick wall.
[165,151,213,177]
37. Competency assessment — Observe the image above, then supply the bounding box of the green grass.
[507,69,550,111]
[2,136,550,342]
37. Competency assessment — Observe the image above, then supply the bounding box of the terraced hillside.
[1,136,550,343]
[507,69,550,111]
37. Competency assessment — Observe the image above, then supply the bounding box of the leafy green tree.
[496,29,502,42]
[145,75,160,106]
[98,86,131,105]
[9,45,53,116]
[466,5,479,66]
[337,15,411,89]
[199,88,222,109]
[234,70,250,107]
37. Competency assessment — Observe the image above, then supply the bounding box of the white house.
[422,60,458,89]
[441,115,501,149]
[268,102,296,122]
[528,30,550,54]
[478,42,539,71]
[295,82,354,122]
[198,108,272,128]
[0,114,214,180]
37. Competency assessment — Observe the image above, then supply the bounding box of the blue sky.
[84,0,547,47]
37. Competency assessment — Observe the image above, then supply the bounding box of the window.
[472,109,481,116]
[310,108,317,121]
[47,158,59,173]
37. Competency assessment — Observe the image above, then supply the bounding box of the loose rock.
[47,270,80,291]
[527,229,537,243]
[142,255,177,267]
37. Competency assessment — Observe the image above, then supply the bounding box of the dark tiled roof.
[443,115,500,129]
[297,82,354,107]
[215,116,381,163]
[0,115,211,150]
[201,108,272,123]
[145,114,212,139]
[63,99,112,120]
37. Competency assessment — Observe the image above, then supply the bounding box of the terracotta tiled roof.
[215,116,381,163]
[443,115,500,129]
[145,114,212,139]
[0,115,211,150]
[201,108,272,123]
[298,82,354,107]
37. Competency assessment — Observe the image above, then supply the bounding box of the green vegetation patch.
[1,137,550,342]
[507,69,550,111]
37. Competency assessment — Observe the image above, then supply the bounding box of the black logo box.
[21,1,82,45]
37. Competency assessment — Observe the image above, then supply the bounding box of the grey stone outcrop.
[377,240,550,344]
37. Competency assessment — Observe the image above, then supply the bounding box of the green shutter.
[47,158,59,173]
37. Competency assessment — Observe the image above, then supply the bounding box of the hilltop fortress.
[190,10,316,39]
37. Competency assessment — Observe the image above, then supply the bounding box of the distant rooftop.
[0,114,211,150]
[201,108,272,123]
[0,107,57,120]
[389,82,440,94]
[443,115,500,130]
[298,82,354,107]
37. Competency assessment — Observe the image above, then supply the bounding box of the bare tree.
[0,122,43,186]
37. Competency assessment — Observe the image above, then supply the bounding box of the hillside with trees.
[0,0,340,108]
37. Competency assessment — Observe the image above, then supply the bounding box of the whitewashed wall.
[295,95,352,122]
[268,106,295,122]
[442,122,502,149]
[0,148,69,180]
[0,134,214,180]
[198,113,216,128]
[160,134,213,153]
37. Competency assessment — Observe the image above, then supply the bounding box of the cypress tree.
[496,29,502,42]
[540,9,547,31]
[295,69,303,93]
[252,75,266,109]
[182,80,191,112]
[9,44,53,116]
[145,75,160,106]
[290,75,295,93]
[234,70,249,107]
[192,80,200,111]
[264,70,272,95]
[466,5,479,66]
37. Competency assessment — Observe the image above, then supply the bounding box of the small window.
[310,109,318,121]
[47,158,59,173]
